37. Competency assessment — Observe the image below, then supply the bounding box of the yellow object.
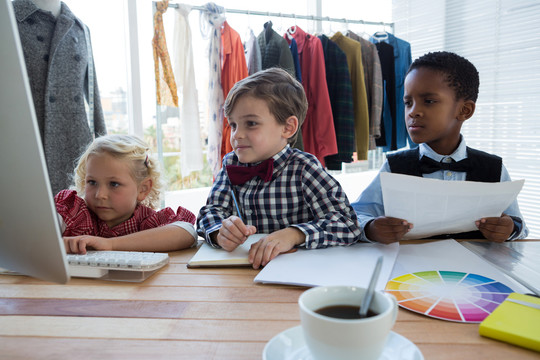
[479,292,540,352]
[152,0,178,107]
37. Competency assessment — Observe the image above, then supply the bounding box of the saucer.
[263,326,423,360]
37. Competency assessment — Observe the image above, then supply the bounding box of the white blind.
[392,0,540,238]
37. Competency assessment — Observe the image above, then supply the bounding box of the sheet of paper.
[254,242,399,291]
[380,173,524,240]
[390,239,528,293]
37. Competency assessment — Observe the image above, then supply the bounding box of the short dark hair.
[223,67,308,145]
[407,51,479,102]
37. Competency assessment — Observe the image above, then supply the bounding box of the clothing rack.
[166,2,394,31]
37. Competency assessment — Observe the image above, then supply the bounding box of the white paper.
[254,242,399,290]
[390,239,528,293]
[380,173,524,240]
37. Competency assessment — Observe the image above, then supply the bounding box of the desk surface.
[1,244,538,360]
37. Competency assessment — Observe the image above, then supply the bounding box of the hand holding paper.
[380,173,524,240]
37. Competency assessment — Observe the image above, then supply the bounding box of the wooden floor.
[0,246,538,360]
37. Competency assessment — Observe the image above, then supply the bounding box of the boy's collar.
[419,136,467,162]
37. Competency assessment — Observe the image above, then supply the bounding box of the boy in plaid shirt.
[197,68,361,269]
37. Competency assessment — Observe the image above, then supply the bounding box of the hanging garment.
[289,37,302,83]
[152,0,178,107]
[371,32,413,150]
[13,0,106,195]
[346,31,383,150]
[286,26,337,167]
[245,29,262,75]
[257,21,296,78]
[330,32,370,161]
[318,35,355,170]
[173,4,203,177]
[200,3,226,178]
[220,21,249,159]
[288,36,304,151]
[373,41,396,150]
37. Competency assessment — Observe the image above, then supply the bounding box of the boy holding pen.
[197,68,361,269]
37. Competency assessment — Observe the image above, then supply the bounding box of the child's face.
[404,68,469,154]
[84,154,148,228]
[228,95,292,164]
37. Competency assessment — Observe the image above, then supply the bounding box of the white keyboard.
[67,251,169,278]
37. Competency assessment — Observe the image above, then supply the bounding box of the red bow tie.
[226,158,274,185]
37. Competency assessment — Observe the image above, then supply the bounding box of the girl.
[55,134,197,254]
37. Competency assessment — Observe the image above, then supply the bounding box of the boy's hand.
[215,216,257,251]
[365,216,413,244]
[248,227,305,269]
[63,235,111,254]
[476,214,514,242]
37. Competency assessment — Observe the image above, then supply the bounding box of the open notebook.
[187,234,266,267]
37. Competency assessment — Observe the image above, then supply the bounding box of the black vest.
[386,147,502,239]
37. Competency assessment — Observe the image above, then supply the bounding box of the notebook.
[479,293,540,352]
[254,242,399,290]
[187,234,266,267]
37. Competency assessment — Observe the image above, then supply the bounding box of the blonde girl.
[55,134,197,254]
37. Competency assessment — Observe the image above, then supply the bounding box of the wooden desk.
[0,246,538,360]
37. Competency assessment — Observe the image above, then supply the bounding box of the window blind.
[393,0,540,238]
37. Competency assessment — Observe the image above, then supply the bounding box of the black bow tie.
[419,156,471,174]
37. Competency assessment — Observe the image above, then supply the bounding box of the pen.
[231,188,244,223]
[360,256,383,318]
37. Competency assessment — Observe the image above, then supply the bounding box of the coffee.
[315,305,378,319]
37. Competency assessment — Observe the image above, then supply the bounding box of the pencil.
[231,189,244,222]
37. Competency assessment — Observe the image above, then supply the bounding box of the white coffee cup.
[298,285,398,360]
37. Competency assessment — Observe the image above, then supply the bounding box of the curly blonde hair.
[73,134,162,209]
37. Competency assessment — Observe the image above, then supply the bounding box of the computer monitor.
[0,0,70,284]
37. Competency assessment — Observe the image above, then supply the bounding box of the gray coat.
[13,0,106,195]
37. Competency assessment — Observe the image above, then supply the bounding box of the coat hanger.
[373,22,389,41]
[358,19,371,40]
[325,17,335,37]
[286,14,297,40]
[244,9,253,40]
[275,12,284,34]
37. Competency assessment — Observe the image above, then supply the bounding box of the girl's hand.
[63,235,112,254]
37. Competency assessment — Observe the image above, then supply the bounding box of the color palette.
[385,271,513,323]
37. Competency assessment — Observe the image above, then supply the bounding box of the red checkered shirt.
[55,190,196,237]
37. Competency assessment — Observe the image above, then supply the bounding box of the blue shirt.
[352,138,528,241]
[197,145,361,248]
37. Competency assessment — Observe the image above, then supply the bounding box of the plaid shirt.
[196,146,361,249]
[55,190,196,237]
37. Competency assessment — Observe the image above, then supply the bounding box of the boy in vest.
[352,51,528,243]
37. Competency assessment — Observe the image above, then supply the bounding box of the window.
[393,0,540,237]
[63,0,129,135]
